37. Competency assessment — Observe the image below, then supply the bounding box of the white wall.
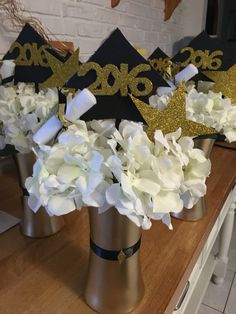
[181,0,208,37]
[0,0,207,60]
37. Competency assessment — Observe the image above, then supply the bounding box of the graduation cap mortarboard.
[148,47,171,74]
[148,45,212,83]
[66,28,168,123]
[3,23,71,84]
[172,31,236,71]
[148,47,170,61]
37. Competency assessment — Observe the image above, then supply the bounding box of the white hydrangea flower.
[105,122,196,229]
[186,87,236,142]
[149,93,171,111]
[0,83,58,153]
[26,121,113,216]
[105,122,211,229]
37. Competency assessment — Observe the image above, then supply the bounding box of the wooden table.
[0,146,236,314]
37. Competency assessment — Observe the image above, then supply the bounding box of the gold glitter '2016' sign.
[9,42,50,67]
[78,62,153,96]
[41,50,154,97]
[179,47,223,70]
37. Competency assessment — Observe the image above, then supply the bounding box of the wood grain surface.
[0,146,236,314]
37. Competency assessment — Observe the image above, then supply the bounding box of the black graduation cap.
[148,45,211,83]
[172,31,236,71]
[149,47,170,60]
[66,28,168,122]
[3,23,70,84]
[148,47,170,74]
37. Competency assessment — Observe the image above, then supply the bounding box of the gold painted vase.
[14,152,64,238]
[85,207,144,314]
[171,138,215,221]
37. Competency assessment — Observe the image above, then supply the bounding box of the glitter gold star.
[40,49,79,89]
[204,64,236,104]
[130,84,216,141]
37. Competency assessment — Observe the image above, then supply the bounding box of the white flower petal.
[47,196,76,215]
[57,165,81,183]
[134,178,160,195]
[153,191,183,213]
[28,194,41,213]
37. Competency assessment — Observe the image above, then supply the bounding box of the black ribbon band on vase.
[22,188,29,196]
[90,237,141,264]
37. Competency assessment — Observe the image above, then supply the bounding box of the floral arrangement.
[0,83,58,153]
[149,83,236,143]
[26,115,211,230]
[186,87,236,143]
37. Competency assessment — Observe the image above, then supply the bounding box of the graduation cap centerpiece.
[3,23,72,84]
[149,45,211,85]
[172,31,236,71]
[57,28,169,122]
[148,47,172,74]
[171,31,236,104]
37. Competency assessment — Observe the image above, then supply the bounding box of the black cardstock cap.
[148,45,212,83]
[67,28,168,123]
[148,47,170,76]
[3,23,70,84]
[172,31,236,71]
[148,47,170,60]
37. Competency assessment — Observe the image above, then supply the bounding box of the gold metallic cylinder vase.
[171,196,207,221]
[14,152,64,238]
[171,139,215,221]
[85,207,144,314]
[193,138,215,159]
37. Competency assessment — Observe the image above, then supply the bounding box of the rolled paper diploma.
[0,60,15,79]
[65,88,96,122]
[33,116,63,145]
[174,64,198,84]
[157,80,176,96]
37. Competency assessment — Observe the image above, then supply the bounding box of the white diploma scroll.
[0,60,15,79]
[33,116,63,145]
[174,64,198,84]
[65,88,97,122]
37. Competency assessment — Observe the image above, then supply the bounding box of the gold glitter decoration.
[117,250,126,264]
[130,84,216,141]
[103,64,122,95]
[127,64,153,96]
[148,57,180,78]
[40,47,153,95]
[40,49,79,89]
[148,57,170,72]
[78,62,153,96]
[58,103,72,128]
[59,87,76,97]
[8,42,50,67]
[78,62,108,95]
[204,64,236,104]
[179,47,223,70]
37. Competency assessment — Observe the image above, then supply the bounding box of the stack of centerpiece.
[1,23,236,313]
